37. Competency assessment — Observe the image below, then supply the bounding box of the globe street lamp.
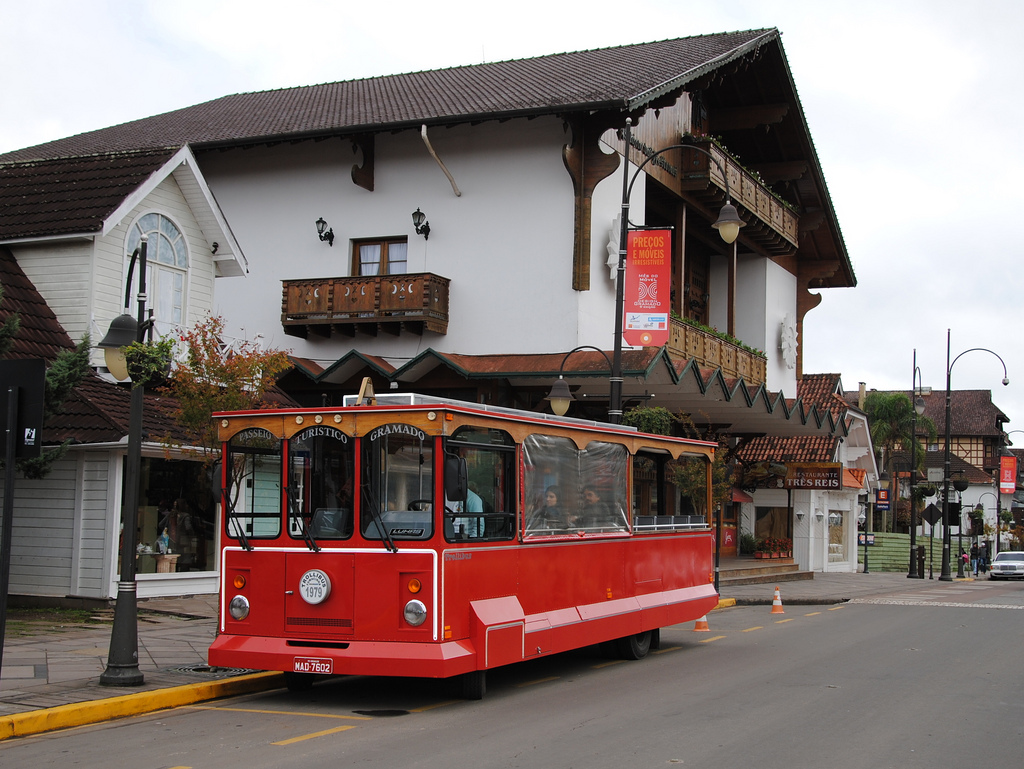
[545,346,613,417]
[97,235,151,686]
[939,329,1009,581]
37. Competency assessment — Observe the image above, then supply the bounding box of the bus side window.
[445,428,515,542]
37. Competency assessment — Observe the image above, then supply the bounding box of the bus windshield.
[360,423,434,541]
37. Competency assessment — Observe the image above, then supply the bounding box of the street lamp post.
[610,119,743,424]
[858,507,869,574]
[545,346,613,417]
[908,351,925,578]
[97,236,150,686]
[939,329,1009,581]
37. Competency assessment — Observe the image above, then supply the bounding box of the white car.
[988,551,1024,579]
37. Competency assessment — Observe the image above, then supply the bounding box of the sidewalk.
[0,570,958,740]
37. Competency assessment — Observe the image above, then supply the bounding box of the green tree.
[863,391,936,531]
[0,284,92,479]
[623,406,732,521]
[161,315,291,466]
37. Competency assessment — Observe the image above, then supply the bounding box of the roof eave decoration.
[375,347,848,439]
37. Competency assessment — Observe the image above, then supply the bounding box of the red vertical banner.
[623,229,671,348]
[1000,454,1017,494]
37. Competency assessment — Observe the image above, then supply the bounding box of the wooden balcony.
[281,273,450,338]
[678,138,799,256]
[667,317,766,385]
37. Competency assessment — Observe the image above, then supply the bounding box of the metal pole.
[100,236,148,686]
[940,329,953,581]
[909,350,919,578]
[956,488,965,578]
[0,386,19,674]
[609,120,632,424]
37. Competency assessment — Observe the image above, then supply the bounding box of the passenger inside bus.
[581,485,619,530]
[527,485,570,534]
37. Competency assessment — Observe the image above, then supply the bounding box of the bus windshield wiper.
[223,491,253,552]
[361,482,397,553]
[286,485,320,552]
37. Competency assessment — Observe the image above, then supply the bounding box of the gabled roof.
[1,31,777,163]
[737,372,855,462]
[0,245,75,359]
[0,147,247,276]
[0,28,851,286]
[0,245,188,445]
[845,388,1009,438]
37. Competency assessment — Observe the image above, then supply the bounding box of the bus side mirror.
[445,455,468,502]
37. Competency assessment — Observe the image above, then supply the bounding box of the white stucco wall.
[200,118,631,363]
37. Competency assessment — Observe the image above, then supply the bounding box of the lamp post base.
[99,581,145,687]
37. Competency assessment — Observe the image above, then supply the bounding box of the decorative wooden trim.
[796,262,840,379]
[562,114,620,291]
[351,135,375,192]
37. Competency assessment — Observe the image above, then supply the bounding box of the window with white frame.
[127,213,188,334]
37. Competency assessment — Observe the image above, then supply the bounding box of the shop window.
[132,457,218,575]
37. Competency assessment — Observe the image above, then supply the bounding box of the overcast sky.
[3,0,1022,435]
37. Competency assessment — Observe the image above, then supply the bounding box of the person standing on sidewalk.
[971,543,979,576]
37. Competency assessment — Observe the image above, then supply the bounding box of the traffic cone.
[770,585,785,614]
[693,615,710,632]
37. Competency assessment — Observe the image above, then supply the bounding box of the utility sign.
[623,229,671,348]
[875,488,890,512]
[0,359,45,459]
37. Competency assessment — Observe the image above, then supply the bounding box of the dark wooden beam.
[748,160,808,184]
[710,103,789,132]
[351,135,374,192]
[562,113,621,291]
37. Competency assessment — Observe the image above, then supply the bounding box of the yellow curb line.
[0,671,285,741]
[715,598,736,609]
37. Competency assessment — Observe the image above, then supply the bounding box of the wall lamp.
[412,208,430,240]
[315,217,334,247]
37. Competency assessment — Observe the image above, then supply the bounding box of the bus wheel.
[284,672,316,692]
[616,630,653,660]
[459,670,486,700]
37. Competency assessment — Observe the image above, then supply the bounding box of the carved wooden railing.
[667,317,767,385]
[679,137,799,255]
[281,273,450,337]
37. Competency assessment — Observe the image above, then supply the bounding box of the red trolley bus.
[208,392,718,698]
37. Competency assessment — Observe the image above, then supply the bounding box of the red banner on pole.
[1000,454,1017,494]
[623,229,671,348]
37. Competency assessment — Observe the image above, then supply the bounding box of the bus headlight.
[403,599,427,627]
[228,595,250,620]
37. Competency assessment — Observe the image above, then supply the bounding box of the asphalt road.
[3,579,1022,768]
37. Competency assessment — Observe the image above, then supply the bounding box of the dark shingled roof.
[0,149,176,240]
[0,30,776,163]
[737,373,849,462]
[0,245,190,445]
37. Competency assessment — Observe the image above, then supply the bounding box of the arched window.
[127,213,188,333]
